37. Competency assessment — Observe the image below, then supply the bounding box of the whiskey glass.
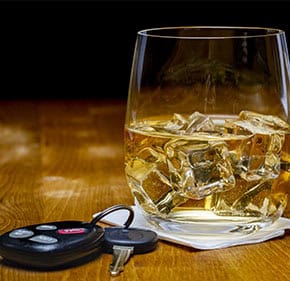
[125,26,290,235]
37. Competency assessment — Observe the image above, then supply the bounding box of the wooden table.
[0,99,289,281]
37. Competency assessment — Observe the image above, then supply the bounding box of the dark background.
[0,1,289,100]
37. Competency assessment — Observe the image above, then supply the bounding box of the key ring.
[90,204,134,229]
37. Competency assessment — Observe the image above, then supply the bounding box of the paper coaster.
[95,206,290,250]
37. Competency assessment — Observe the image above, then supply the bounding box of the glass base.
[135,201,277,236]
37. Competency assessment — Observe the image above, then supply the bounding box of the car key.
[0,205,134,269]
[103,227,158,276]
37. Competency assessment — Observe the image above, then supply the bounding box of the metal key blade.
[110,245,134,276]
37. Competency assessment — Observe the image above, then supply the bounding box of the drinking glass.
[125,26,290,235]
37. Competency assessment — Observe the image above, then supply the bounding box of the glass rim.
[137,26,285,39]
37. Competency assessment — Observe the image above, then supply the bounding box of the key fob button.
[29,235,58,244]
[36,225,57,231]
[58,228,87,234]
[9,229,34,239]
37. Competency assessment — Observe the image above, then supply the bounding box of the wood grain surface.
[0,100,289,281]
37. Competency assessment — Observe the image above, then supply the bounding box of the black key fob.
[0,221,104,269]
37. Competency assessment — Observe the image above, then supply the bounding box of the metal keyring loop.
[90,205,134,229]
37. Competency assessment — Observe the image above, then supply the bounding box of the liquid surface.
[125,111,290,230]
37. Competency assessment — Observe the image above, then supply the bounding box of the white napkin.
[95,206,290,250]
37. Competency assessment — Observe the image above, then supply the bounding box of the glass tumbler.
[125,26,290,235]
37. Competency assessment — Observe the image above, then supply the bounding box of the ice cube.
[125,158,156,183]
[164,113,188,132]
[213,178,276,217]
[225,111,290,135]
[224,111,286,181]
[239,111,290,132]
[154,112,216,135]
[186,112,216,134]
[165,139,235,199]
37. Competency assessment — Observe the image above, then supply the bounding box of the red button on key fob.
[58,228,87,235]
